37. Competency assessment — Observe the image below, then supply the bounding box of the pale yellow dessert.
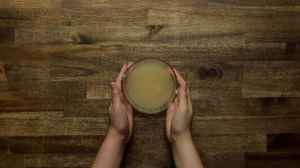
[124,59,176,114]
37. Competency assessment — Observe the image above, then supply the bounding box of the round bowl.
[122,58,177,114]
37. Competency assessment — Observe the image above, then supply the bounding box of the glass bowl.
[122,58,177,114]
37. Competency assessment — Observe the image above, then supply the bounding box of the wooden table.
[0,0,300,167]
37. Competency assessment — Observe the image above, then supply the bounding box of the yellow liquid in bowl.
[124,59,176,113]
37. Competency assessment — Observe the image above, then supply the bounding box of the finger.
[109,103,112,112]
[174,96,179,106]
[166,102,175,140]
[167,102,176,116]
[187,88,193,114]
[111,82,122,106]
[116,64,128,88]
[128,62,134,68]
[173,68,186,90]
[127,108,133,141]
[173,68,187,108]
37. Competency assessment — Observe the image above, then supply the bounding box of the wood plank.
[0,117,109,137]
[0,111,63,119]
[47,40,245,62]
[14,0,61,8]
[0,81,86,100]
[195,134,266,153]
[24,153,94,168]
[0,115,299,137]
[190,80,242,99]
[147,7,246,38]
[268,134,300,152]
[0,0,15,8]
[5,63,49,81]
[246,152,300,168]
[8,7,149,44]
[242,61,300,98]
[7,40,286,71]
[0,136,102,153]
[7,6,300,43]
[1,134,265,154]
[0,155,24,168]
[0,99,64,112]
[203,152,245,168]
[0,45,49,65]
[44,136,102,153]
[0,7,148,28]
[0,63,7,81]
[4,7,300,44]
[194,97,300,116]
[208,0,300,6]
[6,137,45,153]
[0,45,48,82]
[1,0,207,10]
[21,152,245,168]
[14,25,147,44]
[0,138,9,154]
[87,81,111,99]
[64,99,110,117]
[245,42,300,61]
[59,0,207,9]
[48,51,124,82]
[123,134,172,168]
[148,7,300,43]
[63,97,300,117]
[0,9,18,28]
[0,27,14,44]
[192,115,300,135]
[246,32,300,43]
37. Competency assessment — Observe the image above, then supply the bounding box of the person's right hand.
[166,69,193,143]
[109,63,134,143]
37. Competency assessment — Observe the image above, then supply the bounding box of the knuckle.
[181,82,186,88]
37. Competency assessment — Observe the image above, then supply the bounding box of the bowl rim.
[122,57,177,114]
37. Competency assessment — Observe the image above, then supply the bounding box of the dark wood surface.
[0,0,300,167]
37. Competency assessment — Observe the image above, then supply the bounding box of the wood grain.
[0,81,87,100]
[245,42,300,61]
[148,7,300,43]
[208,0,300,6]
[62,97,300,117]
[246,152,300,168]
[242,61,300,98]
[0,0,299,167]
[0,155,24,168]
[0,115,299,137]
[0,28,14,44]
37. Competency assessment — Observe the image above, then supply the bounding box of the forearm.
[172,132,204,168]
[92,128,127,168]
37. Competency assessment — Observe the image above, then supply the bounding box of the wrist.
[171,130,192,145]
[107,127,129,144]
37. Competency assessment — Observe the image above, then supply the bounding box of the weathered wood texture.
[0,0,299,168]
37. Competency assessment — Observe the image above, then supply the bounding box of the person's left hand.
[166,69,193,143]
[109,63,133,143]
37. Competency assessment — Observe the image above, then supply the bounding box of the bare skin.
[166,69,204,168]
[92,64,204,168]
[92,63,133,168]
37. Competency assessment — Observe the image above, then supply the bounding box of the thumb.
[166,102,176,119]
[111,82,121,105]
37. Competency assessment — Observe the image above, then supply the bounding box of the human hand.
[109,63,133,143]
[166,69,193,143]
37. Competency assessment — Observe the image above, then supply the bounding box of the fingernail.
[111,82,116,87]
[128,62,134,67]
